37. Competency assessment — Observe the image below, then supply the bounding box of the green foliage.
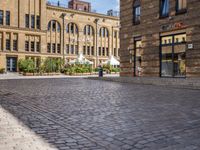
[64,64,92,74]
[111,68,120,73]
[18,59,35,73]
[41,58,63,73]
[0,68,5,74]
[18,58,64,74]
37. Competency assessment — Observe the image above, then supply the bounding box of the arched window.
[133,0,141,24]
[47,20,61,32]
[66,23,78,34]
[99,27,109,37]
[84,25,94,36]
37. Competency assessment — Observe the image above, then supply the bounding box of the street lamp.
[95,18,100,67]
[60,13,66,64]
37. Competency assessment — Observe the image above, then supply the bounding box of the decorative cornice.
[47,5,120,21]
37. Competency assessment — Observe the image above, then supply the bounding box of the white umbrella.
[69,53,93,65]
[102,56,120,66]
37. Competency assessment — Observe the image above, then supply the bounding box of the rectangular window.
[133,5,141,24]
[25,41,29,51]
[57,44,61,53]
[36,16,40,29]
[87,46,90,55]
[176,0,187,13]
[102,47,105,56]
[6,39,11,50]
[47,43,51,53]
[99,47,101,56]
[6,11,10,26]
[114,48,117,56]
[36,42,40,52]
[83,46,86,55]
[75,45,78,55]
[66,44,69,54]
[31,41,35,52]
[52,43,56,53]
[161,34,186,77]
[0,10,3,25]
[160,0,169,17]
[106,48,109,56]
[31,15,35,29]
[13,40,18,51]
[25,14,29,28]
[71,45,74,54]
[91,46,94,55]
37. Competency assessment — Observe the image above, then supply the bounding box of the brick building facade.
[120,0,200,78]
[68,0,91,12]
[0,0,119,72]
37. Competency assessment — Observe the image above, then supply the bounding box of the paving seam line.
[0,90,110,150]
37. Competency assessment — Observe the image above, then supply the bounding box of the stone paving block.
[0,78,200,149]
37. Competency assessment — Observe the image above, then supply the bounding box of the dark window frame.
[133,0,141,25]
[6,11,10,26]
[6,39,11,50]
[31,41,35,52]
[47,43,51,53]
[31,15,35,29]
[160,33,187,78]
[25,14,29,28]
[176,0,187,15]
[36,42,40,52]
[13,39,18,51]
[36,16,40,29]
[0,10,3,25]
[25,41,29,51]
[160,0,170,18]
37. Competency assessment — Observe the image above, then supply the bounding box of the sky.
[50,0,120,14]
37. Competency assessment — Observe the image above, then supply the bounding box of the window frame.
[0,10,3,25]
[6,11,10,26]
[160,0,170,18]
[133,0,141,25]
[176,0,187,15]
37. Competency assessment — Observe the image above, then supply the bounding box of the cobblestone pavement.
[0,79,200,150]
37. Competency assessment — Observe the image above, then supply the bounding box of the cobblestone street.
[0,78,200,150]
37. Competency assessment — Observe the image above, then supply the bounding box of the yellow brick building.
[0,0,120,72]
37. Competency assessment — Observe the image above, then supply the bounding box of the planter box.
[23,72,61,76]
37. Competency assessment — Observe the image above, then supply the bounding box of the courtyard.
[0,78,200,150]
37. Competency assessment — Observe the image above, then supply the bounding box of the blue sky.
[50,0,119,14]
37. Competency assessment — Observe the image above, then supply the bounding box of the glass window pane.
[161,46,173,77]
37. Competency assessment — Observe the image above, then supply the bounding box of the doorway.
[6,57,17,72]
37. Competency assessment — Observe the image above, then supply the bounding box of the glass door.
[7,57,17,72]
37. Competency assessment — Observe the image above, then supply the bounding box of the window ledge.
[176,9,187,15]
[159,15,169,19]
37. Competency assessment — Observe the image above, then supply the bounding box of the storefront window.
[161,33,186,77]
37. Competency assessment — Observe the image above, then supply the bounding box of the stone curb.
[87,77,200,90]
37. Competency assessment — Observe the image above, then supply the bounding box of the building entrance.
[7,57,17,72]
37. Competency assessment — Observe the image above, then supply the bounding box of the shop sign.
[161,22,185,31]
